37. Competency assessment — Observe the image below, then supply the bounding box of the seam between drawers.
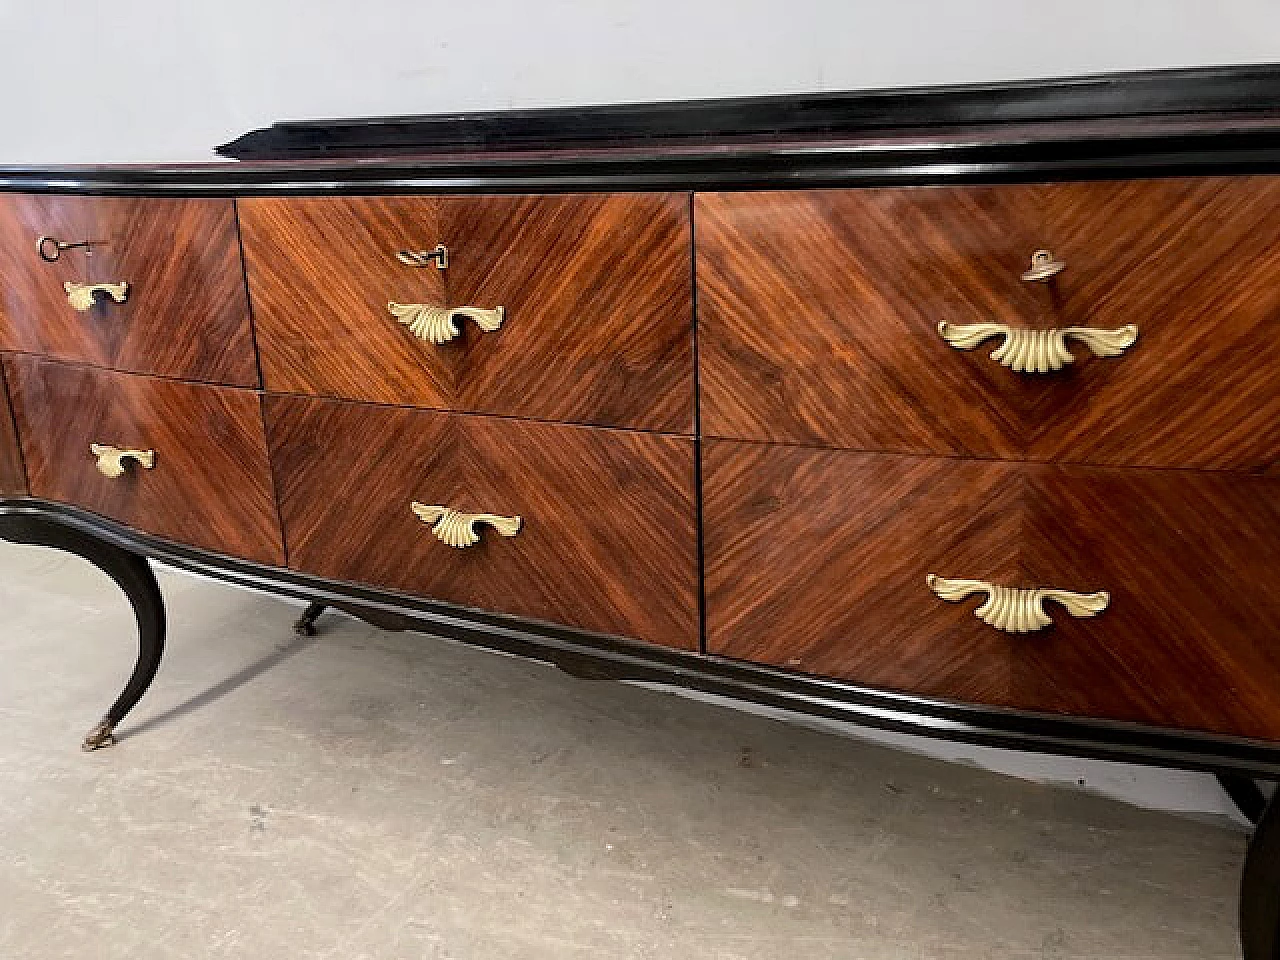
[256,388,697,439]
[0,354,29,493]
[689,191,707,656]
[0,347,261,392]
[698,430,1280,479]
[233,198,290,567]
[0,351,697,439]
[231,197,268,392]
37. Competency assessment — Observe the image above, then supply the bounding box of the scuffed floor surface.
[0,543,1246,959]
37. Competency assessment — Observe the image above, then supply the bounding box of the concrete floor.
[0,543,1248,959]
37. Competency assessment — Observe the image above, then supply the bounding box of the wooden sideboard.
[2,65,1278,958]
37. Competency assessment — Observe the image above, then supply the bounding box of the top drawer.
[697,178,1280,471]
[0,195,258,386]
[239,194,694,433]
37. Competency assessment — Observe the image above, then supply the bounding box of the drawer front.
[697,179,1280,470]
[0,195,258,386]
[4,355,283,565]
[703,439,1280,739]
[266,395,699,649]
[241,194,694,432]
[0,359,25,494]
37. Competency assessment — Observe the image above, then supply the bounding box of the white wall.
[2,0,1280,164]
[2,0,1273,822]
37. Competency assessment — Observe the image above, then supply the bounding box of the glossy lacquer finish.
[0,195,258,386]
[697,179,1280,470]
[4,355,282,565]
[0,360,25,494]
[703,440,1280,740]
[265,395,698,648]
[240,194,695,432]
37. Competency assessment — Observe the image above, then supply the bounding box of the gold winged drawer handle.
[935,321,1138,374]
[927,574,1109,634]
[90,444,155,479]
[388,303,505,345]
[411,502,522,548]
[65,281,129,312]
[936,247,1135,373]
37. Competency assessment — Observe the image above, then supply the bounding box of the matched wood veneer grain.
[704,439,1280,739]
[0,357,25,494]
[697,179,1280,471]
[0,195,258,386]
[4,355,282,564]
[266,394,699,648]
[241,193,695,432]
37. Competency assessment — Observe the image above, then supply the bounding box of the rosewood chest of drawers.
[1,65,1278,958]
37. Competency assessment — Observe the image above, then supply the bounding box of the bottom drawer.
[704,439,1280,740]
[0,359,24,494]
[4,355,284,565]
[265,395,699,649]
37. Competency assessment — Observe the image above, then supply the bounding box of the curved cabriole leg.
[1241,790,1280,960]
[1220,773,1268,826]
[0,512,165,751]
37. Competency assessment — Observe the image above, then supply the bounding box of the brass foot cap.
[82,719,117,752]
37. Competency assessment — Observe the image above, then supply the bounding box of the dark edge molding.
[5,130,1280,198]
[4,67,1280,197]
[4,496,1280,778]
[217,65,1280,159]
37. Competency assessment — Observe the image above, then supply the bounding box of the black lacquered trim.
[217,65,1280,159]
[7,66,1280,196]
[4,497,1280,778]
[5,130,1280,197]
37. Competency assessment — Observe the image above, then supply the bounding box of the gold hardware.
[1020,249,1066,282]
[396,244,448,270]
[388,302,504,345]
[927,574,1109,634]
[90,444,155,479]
[936,321,1137,373]
[410,502,522,548]
[82,718,117,751]
[37,236,104,262]
[65,281,129,312]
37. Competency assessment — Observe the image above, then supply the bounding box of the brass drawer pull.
[936,321,1138,373]
[927,574,1109,634]
[65,281,129,312]
[90,444,155,479]
[388,302,504,345]
[1020,249,1066,282]
[411,502,522,548]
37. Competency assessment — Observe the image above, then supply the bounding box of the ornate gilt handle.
[936,321,1138,373]
[388,303,504,345]
[927,574,1109,634]
[65,281,129,312]
[411,502,522,548]
[90,443,155,479]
